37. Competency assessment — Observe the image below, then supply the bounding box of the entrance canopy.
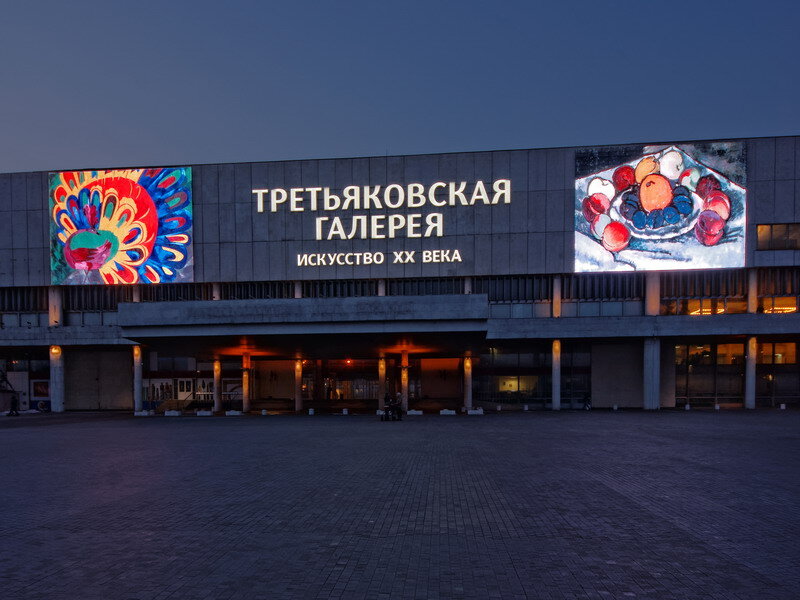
[118,294,489,360]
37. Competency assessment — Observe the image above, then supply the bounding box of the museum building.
[0,136,799,414]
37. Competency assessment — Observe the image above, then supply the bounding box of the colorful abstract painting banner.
[49,167,193,285]
[574,142,746,272]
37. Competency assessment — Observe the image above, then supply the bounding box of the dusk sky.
[1,0,797,173]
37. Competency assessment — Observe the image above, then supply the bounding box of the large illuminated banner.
[574,142,746,272]
[50,168,193,284]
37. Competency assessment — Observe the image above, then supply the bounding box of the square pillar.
[49,345,65,413]
[378,356,386,409]
[242,354,251,413]
[48,287,62,327]
[294,359,303,412]
[643,338,661,410]
[133,346,143,412]
[745,336,757,409]
[213,359,222,413]
[552,276,562,318]
[401,350,409,412]
[747,269,758,314]
[645,272,660,316]
[551,340,561,410]
[463,355,473,410]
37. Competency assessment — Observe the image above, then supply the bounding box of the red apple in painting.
[612,166,636,191]
[694,210,726,246]
[695,174,721,199]
[601,221,630,252]
[582,193,610,223]
[703,190,731,219]
[679,167,701,190]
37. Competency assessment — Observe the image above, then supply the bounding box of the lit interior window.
[763,296,798,314]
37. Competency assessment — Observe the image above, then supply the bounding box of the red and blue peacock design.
[50,167,193,284]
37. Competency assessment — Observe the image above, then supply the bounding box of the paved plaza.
[0,411,799,600]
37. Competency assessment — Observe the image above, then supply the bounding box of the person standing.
[6,392,20,416]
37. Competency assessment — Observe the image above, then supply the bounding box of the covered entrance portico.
[118,294,490,414]
[127,332,481,414]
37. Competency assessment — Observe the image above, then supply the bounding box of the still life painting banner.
[49,167,193,285]
[574,142,746,272]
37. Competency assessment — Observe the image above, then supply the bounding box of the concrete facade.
[1,135,799,413]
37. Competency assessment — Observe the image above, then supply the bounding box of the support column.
[242,354,251,413]
[551,340,561,410]
[552,276,562,318]
[293,281,302,299]
[378,356,386,409]
[463,354,473,410]
[131,285,141,303]
[48,287,62,327]
[377,280,386,297]
[49,345,65,413]
[294,358,303,412]
[212,283,221,301]
[745,336,757,409]
[464,277,473,295]
[213,359,222,413]
[645,272,660,316]
[133,345,143,412]
[643,338,661,410]
[747,269,758,314]
[400,350,409,412]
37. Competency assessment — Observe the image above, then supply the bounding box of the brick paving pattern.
[0,411,799,599]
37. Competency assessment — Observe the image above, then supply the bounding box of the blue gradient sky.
[1,0,797,173]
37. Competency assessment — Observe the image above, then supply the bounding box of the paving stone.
[0,411,798,599]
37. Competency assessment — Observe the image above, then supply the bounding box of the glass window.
[686,299,703,315]
[774,343,796,364]
[771,224,788,249]
[726,298,747,314]
[688,345,713,366]
[757,225,771,250]
[772,296,798,313]
[717,344,744,365]
[675,345,688,366]
[758,343,774,365]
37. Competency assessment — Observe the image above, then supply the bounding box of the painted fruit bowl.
[609,188,703,240]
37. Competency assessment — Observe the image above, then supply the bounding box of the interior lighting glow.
[763,306,798,314]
